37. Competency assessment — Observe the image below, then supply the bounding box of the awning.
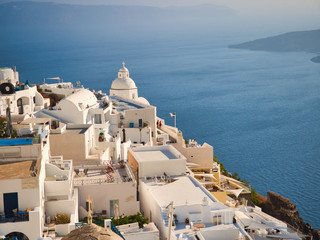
[227,189,243,198]
[194,173,216,180]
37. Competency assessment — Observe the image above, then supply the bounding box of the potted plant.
[99,132,104,142]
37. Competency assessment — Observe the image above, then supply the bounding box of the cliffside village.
[0,64,303,240]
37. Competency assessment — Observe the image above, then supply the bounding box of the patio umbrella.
[62,223,122,240]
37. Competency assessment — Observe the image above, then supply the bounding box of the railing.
[111,221,125,239]
[124,162,135,182]
[74,177,115,186]
[0,212,29,223]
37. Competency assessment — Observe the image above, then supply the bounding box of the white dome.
[110,62,137,90]
[111,77,137,90]
[137,97,150,106]
[110,62,139,100]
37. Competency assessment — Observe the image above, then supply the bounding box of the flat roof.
[133,149,177,162]
[110,96,150,111]
[0,159,40,180]
[21,118,51,124]
[142,176,220,207]
[62,128,88,135]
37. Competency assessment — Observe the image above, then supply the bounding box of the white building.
[127,145,243,240]
[74,162,139,221]
[128,145,187,181]
[110,96,157,146]
[118,222,160,240]
[38,88,111,125]
[159,123,214,170]
[0,119,78,239]
[110,62,149,105]
[0,120,50,240]
[44,155,78,237]
[139,176,239,240]
[40,81,77,99]
[0,67,50,117]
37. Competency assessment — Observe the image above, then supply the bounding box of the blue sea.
[1,30,319,229]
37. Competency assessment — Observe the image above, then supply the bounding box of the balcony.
[0,211,29,223]
[45,157,73,199]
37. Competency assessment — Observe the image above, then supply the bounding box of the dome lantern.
[118,62,129,79]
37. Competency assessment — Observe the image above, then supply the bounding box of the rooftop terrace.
[141,176,220,207]
[110,96,149,112]
[73,162,135,186]
[130,145,184,163]
[133,149,177,162]
[0,158,40,180]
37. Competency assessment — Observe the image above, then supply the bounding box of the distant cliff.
[229,29,320,63]
[311,56,320,63]
[260,191,320,240]
[229,29,320,52]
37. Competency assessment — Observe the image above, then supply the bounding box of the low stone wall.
[260,191,320,240]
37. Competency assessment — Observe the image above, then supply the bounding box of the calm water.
[1,32,319,229]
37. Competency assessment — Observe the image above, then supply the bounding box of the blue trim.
[111,221,125,239]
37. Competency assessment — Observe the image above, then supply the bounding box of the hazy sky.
[1,0,319,15]
[2,0,320,9]
[0,0,319,33]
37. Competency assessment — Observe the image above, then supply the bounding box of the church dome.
[110,62,137,90]
[111,77,137,90]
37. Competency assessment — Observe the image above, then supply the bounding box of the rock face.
[260,191,320,240]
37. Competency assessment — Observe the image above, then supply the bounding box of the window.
[213,215,222,225]
[94,114,102,124]
[129,122,134,128]
[138,119,142,128]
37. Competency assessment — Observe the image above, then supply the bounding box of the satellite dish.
[0,83,15,94]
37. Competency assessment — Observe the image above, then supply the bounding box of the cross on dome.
[122,61,126,68]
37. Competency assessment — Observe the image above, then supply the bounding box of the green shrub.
[55,213,70,224]
[251,189,261,206]
[112,212,148,228]
[213,155,227,175]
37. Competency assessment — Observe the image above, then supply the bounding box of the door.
[17,98,23,114]
[4,192,18,218]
